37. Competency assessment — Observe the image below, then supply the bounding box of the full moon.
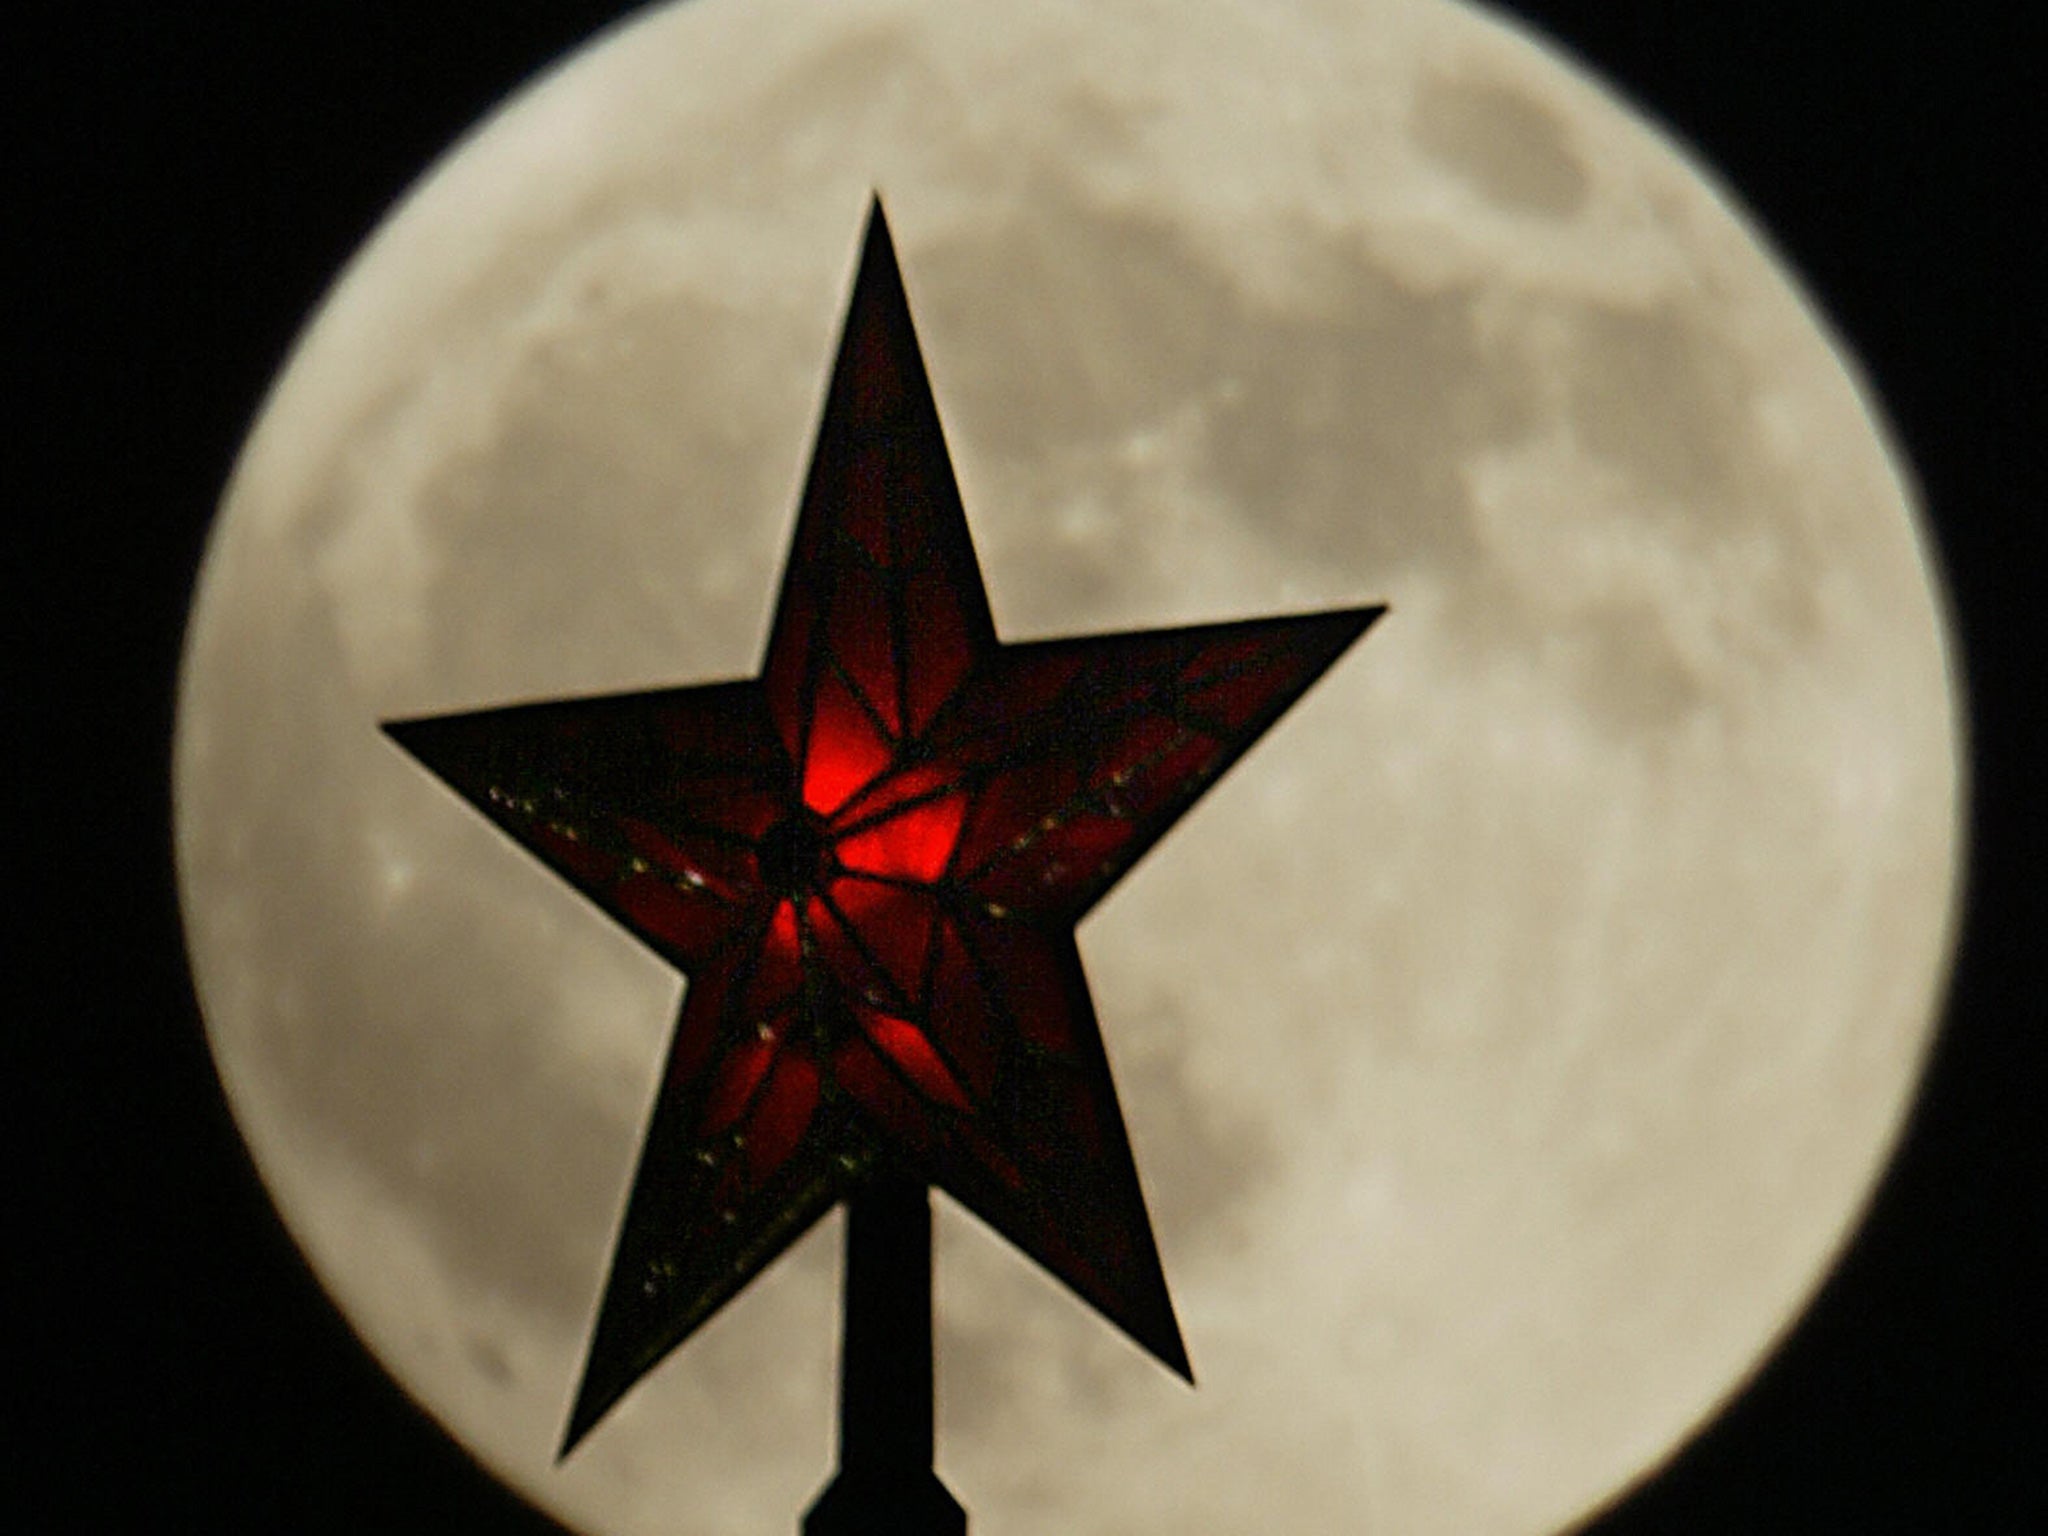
[173,1,1963,1533]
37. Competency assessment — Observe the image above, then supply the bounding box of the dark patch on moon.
[914,175,1823,737]
[1410,71,1591,218]
[467,1331,517,1388]
[1562,601,1711,726]
[919,181,1244,465]
[915,177,1531,592]
[1561,300,1769,511]
[1197,238,1529,577]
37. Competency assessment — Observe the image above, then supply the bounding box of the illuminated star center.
[758,808,835,898]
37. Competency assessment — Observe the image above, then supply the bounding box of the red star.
[384,201,1380,1453]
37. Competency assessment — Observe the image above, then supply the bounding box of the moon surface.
[174,1,1963,1533]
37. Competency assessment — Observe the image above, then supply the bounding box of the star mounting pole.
[803,1173,961,1534]
[381,198,1380,1533]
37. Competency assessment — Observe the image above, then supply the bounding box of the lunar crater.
[1410,70,1591,218]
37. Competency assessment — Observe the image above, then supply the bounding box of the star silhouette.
[383,200,1381,1453]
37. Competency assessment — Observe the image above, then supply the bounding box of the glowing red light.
[835,792,966,882]
[803,672,895,813]
[859,1009,969,1109]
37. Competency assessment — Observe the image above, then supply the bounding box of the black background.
[19,2,2036,1531]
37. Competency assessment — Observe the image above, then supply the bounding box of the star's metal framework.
[383,200,1381,1458]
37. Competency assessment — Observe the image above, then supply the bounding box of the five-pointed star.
[384,200,1381,1453]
